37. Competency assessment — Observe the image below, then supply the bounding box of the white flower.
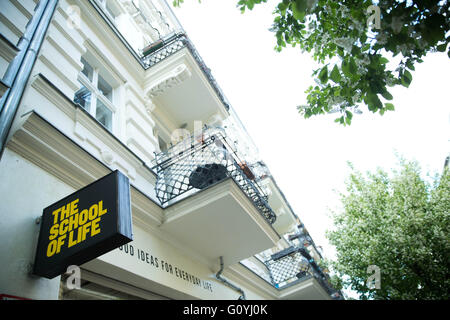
[333,96,345,104]
[376,32,388,45]
[361,55,370,65]
[334,37,354,52]
[354,21,365,33]
[340,4,350,15]
[378,0,390,10]
[357,66,368,76]
[390,16,404,34]
[417,38,428,50]
[386,77,395,86]
[396,44,409,56]
[352,91,361,103]
[306,0,318,11]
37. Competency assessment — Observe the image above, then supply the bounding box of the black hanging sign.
[33,170,133,279]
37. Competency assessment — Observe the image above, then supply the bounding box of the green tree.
[173,0,449,125]
[326,160,450,299]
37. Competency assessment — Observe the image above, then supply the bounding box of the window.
[97,74,112,101]
[80,57,93,81]
[74,56,116,132]
[74,82,91,111]
[96,99,112,130]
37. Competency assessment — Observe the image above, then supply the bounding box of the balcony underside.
[145,47,229,132]
[160,178,280,268]
[261,177,298,235]
[278,277,332,300]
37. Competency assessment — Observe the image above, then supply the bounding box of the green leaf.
[405,60,415,71]
[348,58,358,76]
[351,45,360,56]
[318,65,328,84]
[292,0,307,21]
[362,43,371,52]
[381,90,393,101]
[385,103,395,111]
[330,65,341,83]
[401,70,413,88]
[278,2,288,15]
[366,93,382,111]
[437,43,447,52]
[379,57,389,64]
[345,110,353,120]
[342,60,351,77]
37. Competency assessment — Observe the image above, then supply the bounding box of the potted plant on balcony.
[188,163,228,189]
[238,162,255,180]
[142,39,164,57]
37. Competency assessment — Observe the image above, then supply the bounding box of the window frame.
[76,58,117,132]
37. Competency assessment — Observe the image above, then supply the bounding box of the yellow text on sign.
[46,199,107,257]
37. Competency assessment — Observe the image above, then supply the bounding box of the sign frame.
[33,170,133,279]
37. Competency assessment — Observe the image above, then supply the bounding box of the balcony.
[241,244,343,300]
[141,32,229,110]
[153,127,276,222]
[89,0,230,132]
[142,32,230,132]
[152,127,280,267]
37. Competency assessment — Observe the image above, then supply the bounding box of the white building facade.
[0,0,342,300]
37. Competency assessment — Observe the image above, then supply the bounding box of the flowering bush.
[326,160,450,299]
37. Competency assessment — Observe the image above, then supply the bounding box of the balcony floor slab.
[160,178,280,269]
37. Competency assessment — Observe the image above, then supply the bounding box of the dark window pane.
[81,57,93,81]
[98,74,113,101]
[74,84,91,111]
[96,99,112,131]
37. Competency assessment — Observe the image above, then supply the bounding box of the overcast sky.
[169,0,450,261]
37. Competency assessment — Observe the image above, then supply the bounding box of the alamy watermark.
[366,265,381,290]
[67,5,81,30]
[367,5,381,30]
[65,265,81,290]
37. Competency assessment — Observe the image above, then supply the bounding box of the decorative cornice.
[146,63,191,98]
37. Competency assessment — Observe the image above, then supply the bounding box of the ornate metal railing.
[141,33,185,67]
[265,247,312,288]
[251,246,343,299]
[141,32,230,111]
[152,127,277,224]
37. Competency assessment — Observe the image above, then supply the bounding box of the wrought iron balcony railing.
[242,245,343,299]
[152,127,277,225]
